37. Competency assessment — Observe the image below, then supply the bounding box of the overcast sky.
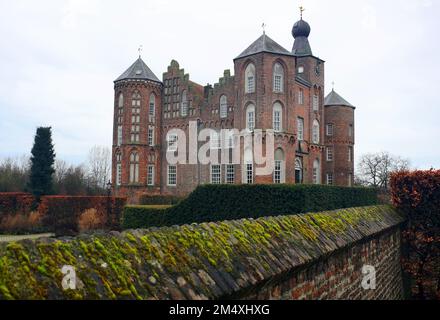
[0,0,438,169]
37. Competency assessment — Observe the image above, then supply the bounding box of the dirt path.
[0,233,54,243]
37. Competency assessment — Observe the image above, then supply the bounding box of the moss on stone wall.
[0,205,405,300]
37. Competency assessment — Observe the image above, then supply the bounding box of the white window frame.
[148,126,154,146]
[129,152,139,183]
[116,163,122,186]
[297,118,304,141]
[220,95,227,118]
[274,160,282,184]
[326,173,334,185]
[147,165,155,186]
[167,134,178,152]
[273,103,282,132]
[225,164,235,184]
[245,63,256,93]
[312,120,320,144]
[210,165,221,184]
[273,63,284,93]
[313,94,319,111]
[246,104,255,132]
[326,124,334,136]
[149,94,155,120]
[167,165,177,186]
[181,90,188,117]
[327,147,333,161]
[313,159,320,184]
[298,89,304,105]
[245,163,253,184]
[117,126,123,146]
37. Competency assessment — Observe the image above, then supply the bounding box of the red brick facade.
[112,17,355,203]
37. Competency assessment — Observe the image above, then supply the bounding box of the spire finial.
[299,5,305,20]
[262,22,266,35]
[332,81,335,91]
[138,45,143,58]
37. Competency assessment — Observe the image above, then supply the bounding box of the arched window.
[313,159,320,184]
[129,152,140,183]
[131,91,141,142]
[220,95,227,118]
[273,102,283,132]
[245,63,256,93]
[181,90,188,117]
[312,119,320,144]
[116,151,122,186]
[274,148,285,184]
[246,104,255,131]
[273,63,284,92]
[118,93,124,108]
[295,158,303,184]
[149,93,155,119]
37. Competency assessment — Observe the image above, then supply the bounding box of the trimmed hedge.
[390,170,440,300]
[0,193,35,218]
[122,184,378,229]
[40,196,127,236]
[139,194,183,205]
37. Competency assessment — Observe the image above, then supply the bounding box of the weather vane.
[262,22,266,34]
[299,5,305,19]
[138,45,143,58]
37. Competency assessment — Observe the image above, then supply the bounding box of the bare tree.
[87,146,111,190]
[357,151,410,190]
[0,156,30,192]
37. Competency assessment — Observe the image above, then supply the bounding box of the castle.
[111,12,356,202]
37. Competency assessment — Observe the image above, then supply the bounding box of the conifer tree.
[28,127,56,198]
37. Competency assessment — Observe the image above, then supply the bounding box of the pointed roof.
[235,33,291,60]
[115,57,161,83]
[324,90,355,108]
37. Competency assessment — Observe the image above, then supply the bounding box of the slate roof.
[235,33,291,59]
[324,89,355,108]
[115,57,161,83]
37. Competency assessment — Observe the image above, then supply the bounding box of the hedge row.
[0,193,127,236]
[122,184,378,229]
[390,170,440,300]
[139,194,183,205]
[0,193,35,218]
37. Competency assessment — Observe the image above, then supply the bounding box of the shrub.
[390,170,440,300]
[139,194,183,205]
[40,196,127,236]
[78,208,106,232]
[122,184,378,229]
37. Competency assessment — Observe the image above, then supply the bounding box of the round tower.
[323,89,355,186]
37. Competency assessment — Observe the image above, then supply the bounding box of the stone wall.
[0,205,405,300]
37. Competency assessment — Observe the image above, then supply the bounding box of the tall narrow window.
[243,148,253,184]
[297,118,304,141]
[210,130,221,149]
[131,91,141,142]
[327,147,333,161]
[348,173,353,187]
[312,120,320,144]
[220,95,227,118]
[167,134,178,152]
[313,94,319,111]
[181,90,188,116]
[225,164,235,184]
[116,152,122,186]
[348,146,353,162]
[313,159,320,184]
[147,165,155,186]
[326,124,334,136]
[349,124,353,137]
[210,165,221,184]
[273,102,283,132]
[118,93,124,124]
[273,63,284,93]
[167,165,177,186]
[246,104,255,131]
[129,152,139,183]
[295,158,303,184]
[245,63,256,93]
[326,173,334,185]
[273,148,285,184]
[117,126,123,146]
[298,88,304,105]
[149,94,155,121]
[148,126,154,146]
